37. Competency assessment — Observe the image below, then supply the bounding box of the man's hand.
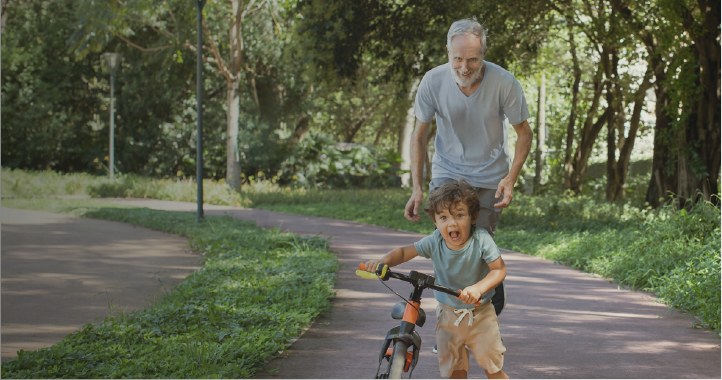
[404,188,424,222]
[494,176,515,208]
[458,286,482,305]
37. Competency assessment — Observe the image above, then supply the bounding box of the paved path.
[101,199,721,379]
[1,207,201,361]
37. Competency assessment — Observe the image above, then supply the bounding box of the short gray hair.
[447,18,488,52]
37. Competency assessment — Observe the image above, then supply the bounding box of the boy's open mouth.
[449,231,460,240]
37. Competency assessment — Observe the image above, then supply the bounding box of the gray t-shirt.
[414,61,530,189]
[414,226,501,309]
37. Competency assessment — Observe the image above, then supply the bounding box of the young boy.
[364,180,508,379]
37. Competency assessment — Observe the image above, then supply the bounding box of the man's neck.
[457,62,486,97]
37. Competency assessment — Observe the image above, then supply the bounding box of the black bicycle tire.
[388,340,409,379]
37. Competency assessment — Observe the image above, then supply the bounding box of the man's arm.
[404,119,431,222]
[494,120,533,208]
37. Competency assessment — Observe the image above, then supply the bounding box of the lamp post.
[194,0,207,222]
[102,52,122,181]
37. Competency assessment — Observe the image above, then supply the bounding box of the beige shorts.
[435,301,505,377]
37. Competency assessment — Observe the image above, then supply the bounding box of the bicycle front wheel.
[388,340,409,379]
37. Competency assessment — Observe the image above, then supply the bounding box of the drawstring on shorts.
[453,308,474,326]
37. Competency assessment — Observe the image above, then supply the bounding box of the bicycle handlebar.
[356,263,460,298]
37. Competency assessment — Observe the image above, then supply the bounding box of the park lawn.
[248,188,721,334]
[1,198,338,379]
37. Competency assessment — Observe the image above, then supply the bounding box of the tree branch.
[201,17,234,83]
[111,31,170,51]
[241,0,268,21]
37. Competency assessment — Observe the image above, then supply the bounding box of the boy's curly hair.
[423,180,481,222]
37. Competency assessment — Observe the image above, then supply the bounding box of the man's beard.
[449,61,482,87]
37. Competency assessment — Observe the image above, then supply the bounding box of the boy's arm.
[364,245,419,273]
[458,257,507,305]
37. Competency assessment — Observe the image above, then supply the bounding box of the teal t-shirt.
[414,226,501,309]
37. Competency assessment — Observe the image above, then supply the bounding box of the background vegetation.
[3,0,719,204]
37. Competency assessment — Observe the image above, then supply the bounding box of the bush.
[279,133,402,189]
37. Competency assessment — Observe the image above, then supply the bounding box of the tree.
[1,0,105,172]
[68,0,283,190]
[611,0,720,207]
[548,0,652,200]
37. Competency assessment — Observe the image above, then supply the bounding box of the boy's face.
[434,201,476,251]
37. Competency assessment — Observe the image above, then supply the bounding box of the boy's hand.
[363,260,385,273]
[458,286,482,305]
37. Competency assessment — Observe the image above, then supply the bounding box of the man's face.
[447,34,484,87]
[434,202,476,251]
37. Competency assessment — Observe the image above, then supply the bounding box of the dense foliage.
[3,0,718,203]
[0,199,338,378]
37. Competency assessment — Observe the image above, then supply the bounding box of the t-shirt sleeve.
[413,231,439,259]
[501,76,530,126]
[413,74,435,123]
[477,229,501,264]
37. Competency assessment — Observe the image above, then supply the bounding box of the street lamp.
[102,52,122,181]
[194,0,207,222]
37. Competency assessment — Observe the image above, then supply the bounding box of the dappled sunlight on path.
[1,207,201,362]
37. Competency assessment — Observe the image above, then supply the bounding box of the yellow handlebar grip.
[355,270,379,279]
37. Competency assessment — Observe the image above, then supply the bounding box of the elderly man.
[404,18,532,376]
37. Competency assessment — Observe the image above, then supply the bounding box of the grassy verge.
[1,198,338,378]
[248,188,721,334]
[1,168,252,207]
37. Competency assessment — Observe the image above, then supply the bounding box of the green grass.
[249,188,721,334]
[1,168,252,207]
[1,198,338,378]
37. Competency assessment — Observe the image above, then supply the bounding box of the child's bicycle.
[356,263,472,379]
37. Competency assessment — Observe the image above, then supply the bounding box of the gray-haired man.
[404,18,532,378]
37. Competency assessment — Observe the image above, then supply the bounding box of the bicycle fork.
[376,287,428,378]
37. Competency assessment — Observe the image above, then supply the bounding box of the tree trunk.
[605,64,653,201]
[289,114,311,144]
[605,47,622,201]
[224,0,243,191]
[645,55,673,207]
[688,0,721,203]
[374,111,391,146]
[612,66,654,200]
[1,0,8,35]
[533,73,546,193]
[226,78,243,190]
[568,64,609,194]
[425,123,437,186]
[563,26,582,191]
[398,78,420,187]
[399,106,414,187]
